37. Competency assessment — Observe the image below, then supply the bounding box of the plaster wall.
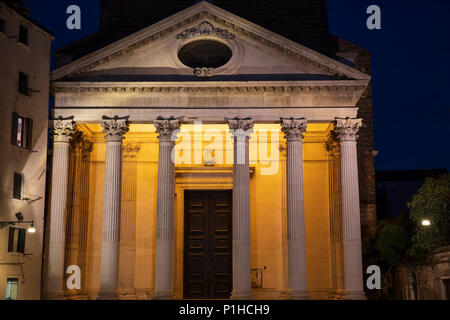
[74,123,336,299]
[0,3,52,300]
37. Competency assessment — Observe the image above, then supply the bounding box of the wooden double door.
[184,190,233,299]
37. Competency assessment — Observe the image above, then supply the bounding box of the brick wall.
[98,0,337,57]
[56,0,337,66]
[337,37,377,238]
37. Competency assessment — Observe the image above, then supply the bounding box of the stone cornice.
[50,2,370,82]
[51,80,368,95]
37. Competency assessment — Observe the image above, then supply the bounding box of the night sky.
[23,0,450,171]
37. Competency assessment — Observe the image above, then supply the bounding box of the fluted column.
[153,117,182,299]
[99,116,129,298]
[281,117,309,300]
[78,137,93,299]
[326,139,345,299]
[119,143,140,299]
[334,117,366,300]
[46,116,76,299]
[64,131,83,299]
[226,117,254,300]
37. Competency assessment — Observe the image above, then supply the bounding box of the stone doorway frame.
[174,166,236,299]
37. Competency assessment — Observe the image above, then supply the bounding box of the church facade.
[44,1,376,300]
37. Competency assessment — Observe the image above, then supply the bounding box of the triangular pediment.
[51,1,370,82]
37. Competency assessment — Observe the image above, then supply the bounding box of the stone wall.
[395,247,450,300]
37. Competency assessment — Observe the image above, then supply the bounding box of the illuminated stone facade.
[45,2,374,300]
[0,1,53,300]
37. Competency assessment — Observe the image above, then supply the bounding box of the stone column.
[64,131,83,300]
[226,117,254,300]
[99,116,129,298]
[153,117,182,299]
[281,117,309,300]
[78,136,93,299]
[46,116,76,299]
[326,139,345,299]
[119,143,140,299]
[334,117,366,300]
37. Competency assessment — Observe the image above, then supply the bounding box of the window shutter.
[8,228,15,252]
[26,118,33,150]
[11,112,18,145]
[17,229,26,253]
[13,173,22,200]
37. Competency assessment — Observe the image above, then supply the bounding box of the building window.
[11,112,33,149]
[8,227,26,253]
[0,19,5,33]
[5,278,19,300]
[13,172,23,200]
[18,72,29,96]
[18,25,28,45]
[178,40,232,69]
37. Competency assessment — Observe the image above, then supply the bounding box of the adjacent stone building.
[44,1,376,300]
[0,0,53,300]
[391,247,450,300]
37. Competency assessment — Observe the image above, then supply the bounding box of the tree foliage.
[407,173,450,259]
[375,224,410,265]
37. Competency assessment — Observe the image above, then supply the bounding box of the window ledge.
[16,41,30,51]
[13,145,31,152]
[12,198,27,204]
[18,93,30,98]
[8,253,23,257]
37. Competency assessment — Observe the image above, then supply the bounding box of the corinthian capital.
[281,117,307,142]
[50,116,76,143]
[101,116,130,142]
[154,116,183,140]
[334,117,363,142]
[122,143,141,159]
[226,117,255,135]
[72,131,93,158]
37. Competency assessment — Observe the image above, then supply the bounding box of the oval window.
[178,40,232,69]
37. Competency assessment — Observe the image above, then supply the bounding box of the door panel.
[184,190,232,299]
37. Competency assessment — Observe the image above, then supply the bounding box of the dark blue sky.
[24,0,450,171]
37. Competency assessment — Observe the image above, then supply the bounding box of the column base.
[76,291,90,300]
[42,291,65,300]
[64,290,88,300]
[342,291,367,300]
[287,290,309,300]
[278,290,289,300]
[96,290,121,300]
[135,289,154,300]
[152,291,175,300]
[231,290,254,300]
[119,289,137,300]
[328,290,345,300]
